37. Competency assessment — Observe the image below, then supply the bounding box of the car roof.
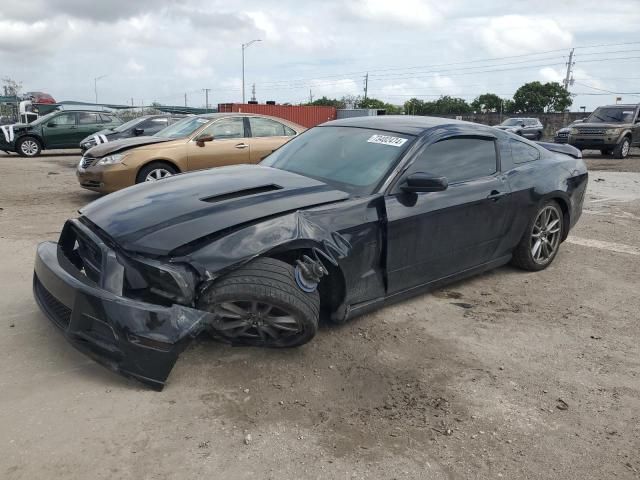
[193,112,304,129]
[597,104,639,108]
[320,115,491,136]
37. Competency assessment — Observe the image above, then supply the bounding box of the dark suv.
[568,104,640,158]
[0,110,122,157]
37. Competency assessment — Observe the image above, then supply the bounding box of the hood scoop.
[201,184,282,204]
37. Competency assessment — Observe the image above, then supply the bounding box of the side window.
[249,117,287,137]
[100,114,114,123]
[50,113,76,126]
[78,112,100,124]
[284,125,297,136]
[407,137,497,184]
[510,139,540,164]
[199,117,245,140]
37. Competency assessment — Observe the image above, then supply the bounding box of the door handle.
[487,190,506,201]
[235,143,249,149]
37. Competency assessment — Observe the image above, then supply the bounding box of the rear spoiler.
[536,141,582,159]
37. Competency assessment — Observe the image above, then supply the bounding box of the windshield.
[587,107,637,124]
[30,111,59,126]
[113,117,144,132]
[500,119,524,126]
[261,126,414,194]
[153,116,210,139]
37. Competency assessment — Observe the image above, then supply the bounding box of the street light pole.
[241,39,261,103]
[94,74,108,104]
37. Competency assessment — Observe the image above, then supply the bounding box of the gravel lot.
[1,149,639,479]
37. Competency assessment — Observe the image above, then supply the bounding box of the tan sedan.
[76,113,304,193]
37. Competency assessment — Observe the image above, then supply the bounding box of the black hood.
[80,165,350,255]
[574,122,632,129]
[84,136,172,158]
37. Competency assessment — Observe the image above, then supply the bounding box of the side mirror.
[48,122,57,128]
[401,172,448,193]
[133,127,144,136]
[195,134,214,147]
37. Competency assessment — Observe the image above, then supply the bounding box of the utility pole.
[242,39,262,103]
[363,73,369,102]
[184,93,188,107]
[203,88,211,112]
[563,48,575,91]
[251,83,256,102]
[94,74,108,104]
[131,97,134,107]
[309,89,313,103]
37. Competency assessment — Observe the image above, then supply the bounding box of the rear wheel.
[136,161,178,184]
[612,137,631,159]
[197,257,320,347]
[511,200,563,271]
[17,136,42,157]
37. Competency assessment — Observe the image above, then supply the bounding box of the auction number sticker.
[367,134,408,147]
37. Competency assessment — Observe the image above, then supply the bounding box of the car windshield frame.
[113,117,145,133]
[261,125,416,195]
[586,107,637,124]
[153,116,211,139]
[30,111,61,126]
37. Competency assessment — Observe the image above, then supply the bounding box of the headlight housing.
[124,256,197,305]
[570,128,580,135]
[97,153,126,166]
[605,128,622,135]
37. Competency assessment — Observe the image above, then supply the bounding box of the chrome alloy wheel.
[144,168,173,182]
[621,139,630,158]
[531,205,561,264]
[21,140,39,156]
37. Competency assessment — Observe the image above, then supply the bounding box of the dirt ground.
[1,149,639,480]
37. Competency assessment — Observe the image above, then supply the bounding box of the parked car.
[495,118,544,140]
[0,110,122,157]
[554,119,584,144]
[79,114,185,153]
[76,113,304,193]
[568,104,640,158]
[34,115,588,389]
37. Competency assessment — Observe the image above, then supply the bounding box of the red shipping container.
[217,103,336,128]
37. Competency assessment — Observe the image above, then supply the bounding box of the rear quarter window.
[510,138,540,164]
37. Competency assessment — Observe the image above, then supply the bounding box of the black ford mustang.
[33,116,588,390]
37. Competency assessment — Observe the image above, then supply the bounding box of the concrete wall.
[434,112,592,140]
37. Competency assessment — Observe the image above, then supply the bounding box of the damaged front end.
[33,219,212,390]
[33,208,354,390]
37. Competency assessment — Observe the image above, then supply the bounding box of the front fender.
[182,210,352,283]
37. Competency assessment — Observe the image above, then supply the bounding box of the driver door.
[42,112,78,148]
[384,136,513,294]
[186,117,250,171]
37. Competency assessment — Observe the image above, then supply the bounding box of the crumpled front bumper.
[33,241,211,390]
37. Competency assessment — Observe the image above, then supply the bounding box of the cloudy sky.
[1,0,639,110]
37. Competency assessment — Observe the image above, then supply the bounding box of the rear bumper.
[33,241,210,390]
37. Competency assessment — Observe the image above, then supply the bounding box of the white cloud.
[126,58,145,73]
[477,15,572,56]
[348,0,442,26]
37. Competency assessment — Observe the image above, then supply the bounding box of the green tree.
[359,96,402,114]
[306,96,344,108]
[513,82,572,113]
[471,93,503,113]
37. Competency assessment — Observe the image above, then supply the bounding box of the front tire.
[613,137,631,159]
[511,200,563,271]
[197,257,320,347]
[16,136,42,157]
[136,161,178,184]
